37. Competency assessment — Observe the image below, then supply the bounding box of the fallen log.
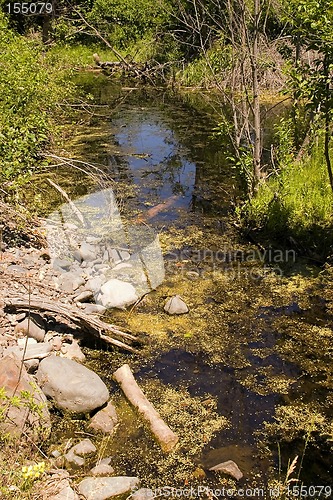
[113,364,179,453]
[5,297,138,353]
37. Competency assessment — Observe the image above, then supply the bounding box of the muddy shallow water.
[43,75,332,494]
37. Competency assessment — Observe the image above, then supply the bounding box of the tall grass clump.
[242,119,333,253]
[0,12,75,189]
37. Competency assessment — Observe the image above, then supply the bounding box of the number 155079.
[6,3,53,15]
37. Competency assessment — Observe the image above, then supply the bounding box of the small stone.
[78,476,140,500]
[7,264,27,273]
[89,401,118,434]
[132,488,155,500]
[164,295,189,315]
[119,250,130,261]
[83,304,107,315]
[80,242,97,262]
[74,290,94,303]
[24,358,39,373]
[109,248,122,265]
[64,449,85,468]
[186,271,200,280]
[15,316,45,342]
[53,258,72,271]
[51,450,62,458]
[209,459,243,480]
[71,438,96,456]
[90,463,115,476]
[50,336,63,351]
[52,484,79,500]
[4,342,52,360]
[61,339,85,362]
[17,337,37,347]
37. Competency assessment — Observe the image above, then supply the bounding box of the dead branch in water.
[113,363,179,452]
[5,297,138,353]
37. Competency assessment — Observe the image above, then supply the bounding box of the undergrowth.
[240,120,333,256]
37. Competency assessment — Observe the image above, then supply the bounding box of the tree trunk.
[251,0,262,193]
[324,54,333,193]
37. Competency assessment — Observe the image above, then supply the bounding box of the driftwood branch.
[47,178,86,226]
[5,297,138,353]
[113,364,179,452]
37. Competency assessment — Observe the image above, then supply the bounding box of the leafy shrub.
[0,12,74,187]
[88,0,170,49]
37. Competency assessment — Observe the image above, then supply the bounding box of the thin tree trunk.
[251,0,262,192]
[324,55,333,192]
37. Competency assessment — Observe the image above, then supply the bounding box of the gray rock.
[113,262,132,271]
[58,272,85,293]
[109,249,122,265]
[164,295,189,315]
[15,316,45,342]
[53,258,72,271]
[64,449,85,468]
[24,358,40,373]
[36,355,109,413]
[88,401,118,434]
[86,276,104,292]
[80,242,97,262]
[83,304,107,315]
[61,339,85,362]
[52,484,79,500]
[71,438,96,456]
[7,264,27,273]
[90,463,115,476]
[74,290,94,303]
[99,279,138,309]
[119,250,130,260]
[4,342,52,360]
[209,459,243,480]
[78,476,140,500]
[132,488,155,500]
[0,355,50,441]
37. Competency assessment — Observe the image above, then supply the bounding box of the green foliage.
[242,131,333,252]
[179,39,231,86]
[88,0,170,49]
[0,12,74,188]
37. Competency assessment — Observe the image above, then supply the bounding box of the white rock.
[99,279,138,309]
[164,295,189,315]
[17,338,37,347]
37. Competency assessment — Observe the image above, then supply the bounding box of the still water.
[48,75,332,492]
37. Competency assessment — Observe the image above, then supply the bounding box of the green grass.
[242,141,333,254]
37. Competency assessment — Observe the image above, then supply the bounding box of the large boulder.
[78,476,139,500]
[98,279,138,309]
[36,355,109,413]
[0,355,51,441]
